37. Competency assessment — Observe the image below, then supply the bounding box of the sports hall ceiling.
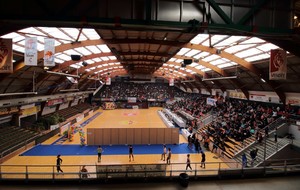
[0,0,300,104]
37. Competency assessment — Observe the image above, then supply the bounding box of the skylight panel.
[86,60,95,64]
[90,67,96,70]
[182,73,187,76]
[101,57,109,61]
[60,28,81,40]
[64,49,80,55]
[97,45,110,52]
[190,34,209,44]
[240,37,265,45]
[215,36,247,47]
[189,63,199,67]
[39,27,73,41]
[256,43,279,52]
[186,69,192,73]
[85,69,91,72]
[174,65,180,69]
[115,62,121,65]
[193,52,210,59]
[103,63,108,67]
[118,66,123,68]
[195,65,205,70]
[97,65,103,68]
[245,53,270,62]
[185,49,201,57]
[70,64,81,69]
[168,58,175,62]
[175,59,183,63]
[224,44,255,54]
[210,35,228,45]
[210,59,226,65]
[55,59,64,64]
[19,27,46,36]
[201,68,211,72]
[217,63,234,68]
[13,44,25,53]
[202,54,220,62]
[56,53,71,61]
[108,63,115,65]
[82,29,100,40]
[2,32,24,42]
[25,34,45,44]
[202,39,210,47]
[235,48,262,58]
[85,45,101,54]
[75,47,92,56]
[177,48,191,55]
[93,58,102,62]
[108,56,117,60]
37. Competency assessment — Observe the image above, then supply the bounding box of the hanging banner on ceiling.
[44,38,55,66]
[169,78,174,86]
[0,38,13,73]
[24,37,38,66]
[269,49,287,80]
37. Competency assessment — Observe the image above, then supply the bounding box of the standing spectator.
[264,126,269,138]
[97,145,103,162]
[250,148,258,167]
[166,148,172,165]
[161,145,167,161]
[274,127,278,143]
[185,154,192,171]
[200,151,206,168]
[56,154,63,174]
[129,145,134,162]
[242,153,247,168]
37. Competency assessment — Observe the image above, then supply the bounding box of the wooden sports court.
[1,107,229,179]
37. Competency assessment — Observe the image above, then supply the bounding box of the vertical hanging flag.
[169,78,174,86]
[269,49,287,80]
[24,37,38,66]
[0,38,13,73]
[44,38,55,66]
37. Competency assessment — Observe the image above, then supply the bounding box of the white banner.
[169,78,174,86]
[269,49,287,80]
[206,97,217,106]
[25,37,38,66]
[0,38,13,73]
[106,77,111,85]
[44,38,55,66]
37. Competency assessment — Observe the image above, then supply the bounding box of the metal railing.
[1,160,300,182]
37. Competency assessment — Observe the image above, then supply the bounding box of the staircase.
[232,118,288,157]
[234,137,292,167]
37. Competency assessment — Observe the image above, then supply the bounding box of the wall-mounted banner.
[44,38,55,66]
[269,49,287,80]
[0,38,13,73]
[25,37,38,66]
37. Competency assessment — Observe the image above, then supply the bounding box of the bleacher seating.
[0,123,39,157]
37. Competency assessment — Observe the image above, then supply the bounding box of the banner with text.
[44,38,55,66]
[169,78,174,86]
[269,49,287,80]
[0,38,13,73]
[25,37,38,66]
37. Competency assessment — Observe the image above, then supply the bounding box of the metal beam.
[237,0,269,25]
[206,0,233,24]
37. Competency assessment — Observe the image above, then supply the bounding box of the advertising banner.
[269,49,287,80]
[0,38,13,73]
[25,37,38,66]
[44,38,55,66]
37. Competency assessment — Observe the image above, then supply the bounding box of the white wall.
[59,102,69,110]
[289,124,300,140]
[42,106,57,116]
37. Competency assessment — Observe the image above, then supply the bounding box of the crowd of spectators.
[100,82,184,101]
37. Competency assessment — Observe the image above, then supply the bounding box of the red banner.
[269,49,287,80]
[0,38,13,73]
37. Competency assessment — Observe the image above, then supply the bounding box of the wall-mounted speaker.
[71,55,81,61]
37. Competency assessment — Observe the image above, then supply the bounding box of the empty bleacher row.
[0,123,39,157]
